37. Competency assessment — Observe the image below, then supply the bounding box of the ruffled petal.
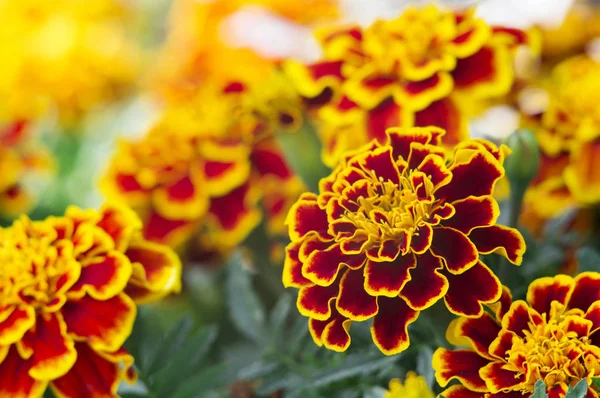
[143,211,198,246]
[480,361,525,393]
[297,282,340,321]
[501,300,542,338]
[363,254,416,297]
[443,196,500,234]
[336,269,378,321]
[414,98,468,147]
[430,226,478,274]
[286,193,330,242]
[468,225,526,265]
[432,348,490,391]
[68,252,132,301]
[451,313,501,360]
[0,306,35,346]
[444,261,502,317]
[50,343,123,398]
[207,183,261,244]
[371,297,419,355]
[526,275,574,315]
[96,205,141,252]
[283,242,312,288]
[124,239,182,305]
[303,244,364,286]
[439,385,485,398]
[385,126,445,161]
[20,313,76,381]
[61,294,136,352]
[400,252,449,310]
[569,272,600,312]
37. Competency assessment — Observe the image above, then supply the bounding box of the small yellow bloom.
[385,372,433,398]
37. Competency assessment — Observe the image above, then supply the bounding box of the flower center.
[506,304,599,392]
[343,169,436,245]
[0,221,73,311]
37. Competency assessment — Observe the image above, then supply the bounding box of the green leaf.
[416,346,434,389]
[226,253,267,345]
[593,376,600,389]
[151,325,218,397]
[125,307,163,375]
[171,363,233,398]
[146,316,194,376]
[532,380,549,398]
[565,379,589,398]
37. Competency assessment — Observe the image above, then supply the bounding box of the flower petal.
[444,261,502,317]
[569,272,600,312]
[410,223,433,254]
[207,183,261,243]
[480,361,525,394]
[303,244,364,286]
[430,226,478,274]
[297,282,340,321]
[96,205,141,252]
[414,98,468,147]
[322,317,352,353]
[385,126,445,161]
[283,242,312,288]
[336,269,378,321]
[400,252,449,310]
[143,211,197,246]
[68,252,132,301]
[0,306,35,346]
[468,225,525,265]
[124,239,182,305]
[286,193,330,241]
[452,45,512,98]
[439,385,486,398]
[152,170,208,220]
[443,196,500,234]
[488,286,513,321]
[0,346,47,398]
[50,343,123,398]
[432,348,490,391]
[359,147,401,184]
[20,313,76,381]
[61,294,136,352]
[364,254,416,297]
[526,275,574,315]
[436,150,504,203]
[371,297,419,355]
[488,329,516,360]
[501,300,542,338]
[451,313,501,360]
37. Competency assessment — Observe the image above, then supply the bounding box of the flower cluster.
[284,126,525,354]
[0,204,180,397]
[0,121,54,218]
[434,273,600,397]
[284,5,536,166]
[0,0,140,125]
[521,55,600,225]
[102,77,304,251]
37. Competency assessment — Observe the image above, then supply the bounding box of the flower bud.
[504,128,541,188]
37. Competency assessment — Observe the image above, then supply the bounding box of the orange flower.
[434,273,600,398]
[0,204,180,397]
[283,126,525,355]
[284,5,535,166]
[0,121,54,217]
[102,78,304,251]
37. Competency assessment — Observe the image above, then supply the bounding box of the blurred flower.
[284,5,536,166]
[0,0,141,125]
[434,273,600,397]
[0,204,180,397]
[0,121,54,217]
[385,372,433,398]
[283,126,525,355]
[102,76,304,252]
[518,55,600,232]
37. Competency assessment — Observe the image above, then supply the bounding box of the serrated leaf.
[226,252,267,345]
[565,379,589,398]
[416,346,434,389]
[151,325,218,397]
[532,380,549,398]
[269,293,292,335]
[171,363,233,398]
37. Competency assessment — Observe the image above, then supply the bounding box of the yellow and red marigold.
[0,120,54,217]
[0,204,181,397]
[284,126,525,355]
[102,77,304,251]
[520,55,600,225]
[434,273,600,398]
[385,372,433,398]
[284,5,536,166]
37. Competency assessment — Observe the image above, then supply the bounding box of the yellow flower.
[385,372,433,398]
[0,0,140,124]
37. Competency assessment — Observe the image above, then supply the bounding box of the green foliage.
[565,380,589,398]
[532,380,549,398]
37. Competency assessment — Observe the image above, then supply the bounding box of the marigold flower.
[385,372,433,398]
[284,126,525,355]
[284,5,535,166]
[0,121,54,217]
[434,273,600,398]
[0,0,140,124]
[102,78,304,250]
[0,204,181,397]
